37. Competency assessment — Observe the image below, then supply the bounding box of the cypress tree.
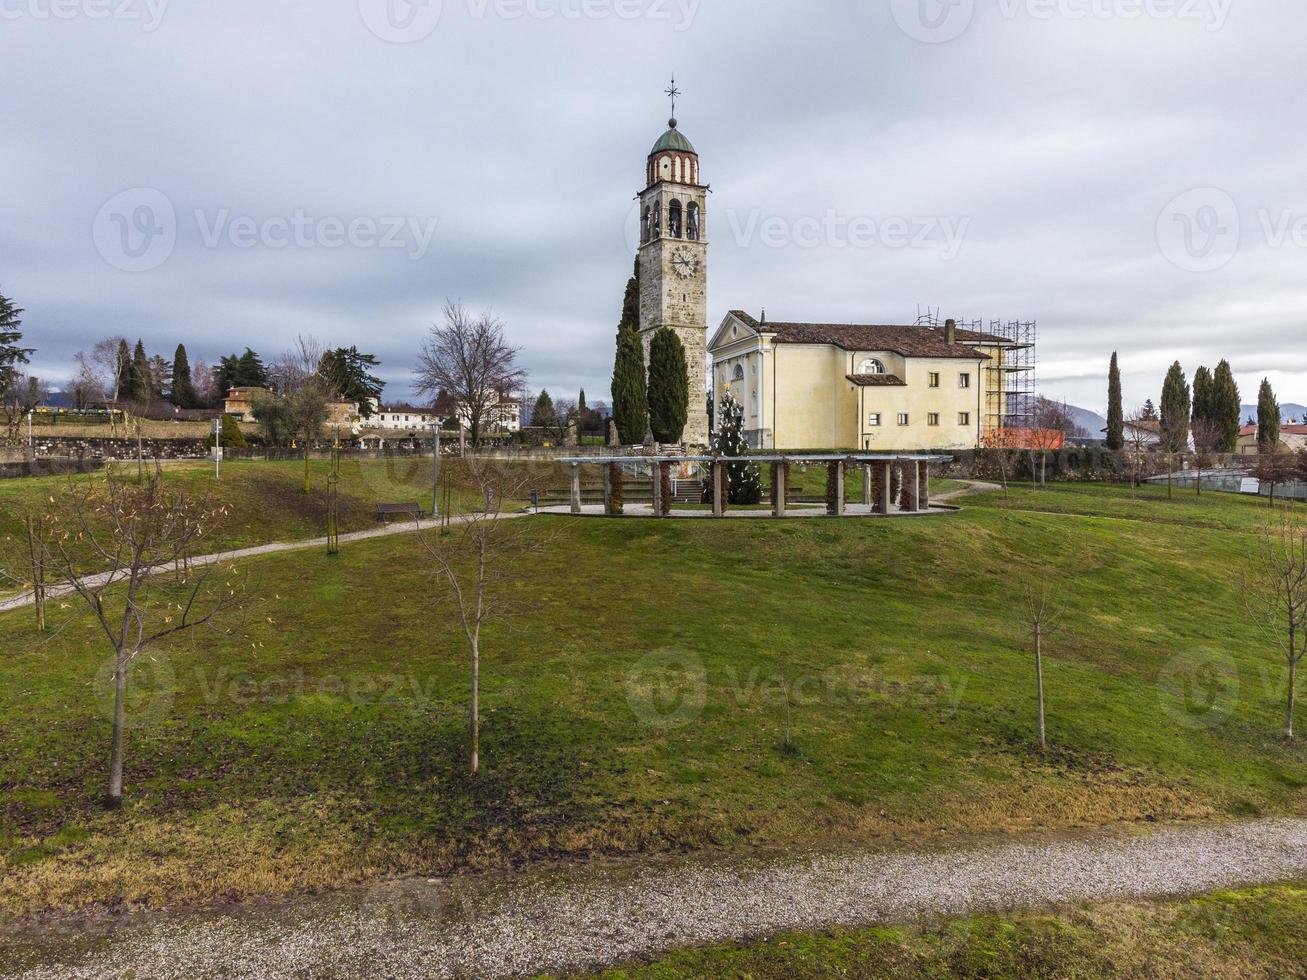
[1191,365,1213,427]
[1258,378,1281,452]
[611,327,648,445]
[129,339,151,402]
[533,389,555,427]
[171,344,197,408]
[1159,361,1190,453]
[1212,360,1241,452]
[647,328,689,444]
[1105,351,1124,451]
[236,348,267,388]
[620,257,640,333]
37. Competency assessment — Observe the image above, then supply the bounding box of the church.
[635,93,1025,452]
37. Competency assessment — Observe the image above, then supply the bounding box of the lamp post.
[430,420,442,519]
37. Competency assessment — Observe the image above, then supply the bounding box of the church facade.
[708,313,1015,452]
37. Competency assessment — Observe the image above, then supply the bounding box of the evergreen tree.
[1141,398,1159,421]
[620,257,640,333]
[712,390,762,505]
[0,287,32,392]
[1212,360,1241,452]
[578,389,587,415]
[170,344,197,408]
[1191,365,1213,427]
[1159,361,1191,453]
[237,348,267,388]
[319,346,384,417]
[647,327,689,444]
[1105,351,1124,451]
[611,327,648,445]
[1258,378,1281,452]
[146,355,170,399]
[533,389,555,426]
[126,339,151,402]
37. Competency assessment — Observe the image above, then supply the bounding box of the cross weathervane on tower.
[665,76,681,123]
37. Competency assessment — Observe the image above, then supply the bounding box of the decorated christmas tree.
[712,390,762,505]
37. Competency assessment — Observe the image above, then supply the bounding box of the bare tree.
[1123,408,1155,492]
[1190,416,1225,498]
[415,301,525,448]
[1243,511,1307,738]
[416,459,541,774]
[37,466,243,804]
[982,429,1022,497]
[1022,582,1060,751]
[269,335,334,494]
[1,371,48,445]
[91,337,129,435]
[1251,452,1297,509]
[69,351,108,410]
[1029,397,1074,487]
[0,510,52,630]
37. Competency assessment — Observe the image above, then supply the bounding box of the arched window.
[641,206,652,244]
[732,364,745,382]
[668,200,683,239]
[859,358,886,374]
[686,202,700,241]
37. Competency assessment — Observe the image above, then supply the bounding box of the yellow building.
[708,312,1019,451]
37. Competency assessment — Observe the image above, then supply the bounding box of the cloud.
[2,0,1303,415]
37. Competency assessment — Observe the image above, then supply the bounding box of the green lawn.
[583,882,1307,978]
[0,482,1304,917]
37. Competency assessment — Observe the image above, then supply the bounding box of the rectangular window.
[867,413,881,427]
[928,372,940,388]
[897,413,910,426]
[959,373,971,389]
[959,412,971,426]
[928,413,940,426]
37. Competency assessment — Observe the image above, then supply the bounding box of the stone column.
[570,464,582,515]
[712,461,725,517]
[862,464,873,507]
[650,460,663,516]
[911,461,921,513]
[834,461,846,517]
[773,462,787,518]
[881,462,893,514]
[921,464,930,510]
[603,464,613,515]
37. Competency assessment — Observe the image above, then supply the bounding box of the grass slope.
[0,483,1304,916]
[583,882,1307,979]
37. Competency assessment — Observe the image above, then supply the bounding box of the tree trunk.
[1286,656,1296,740]
[1035,626,1047,751]
[303,445,311,495]
[1040,453,1047,487]
[107,647,130,806]
[469,633,480,775]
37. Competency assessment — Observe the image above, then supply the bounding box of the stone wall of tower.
[638,182,711,446]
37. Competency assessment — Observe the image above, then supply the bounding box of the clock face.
[671,247,698,279]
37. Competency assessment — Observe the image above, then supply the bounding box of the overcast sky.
[3,0,1304,414]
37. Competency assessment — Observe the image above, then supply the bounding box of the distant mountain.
[1241,404,1307,425]
[1065,405,1107,438]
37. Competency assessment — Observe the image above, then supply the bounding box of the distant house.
[222,387,271,422]
[1104,419,1164,448]
[456,396,521,434]
[1236,423,1307,456]
[368,403,443,432]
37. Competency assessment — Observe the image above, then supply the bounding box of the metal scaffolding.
[915,309,1037,432]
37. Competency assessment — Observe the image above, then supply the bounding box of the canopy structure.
[551,453,956,520]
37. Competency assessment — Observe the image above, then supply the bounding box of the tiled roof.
[846,374,907,387]
[730,311,992,360]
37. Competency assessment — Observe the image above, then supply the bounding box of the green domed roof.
[651,119,696,155]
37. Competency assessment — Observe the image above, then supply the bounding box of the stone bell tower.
[638,83,710,447]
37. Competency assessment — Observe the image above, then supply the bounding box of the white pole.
[214,418,222,480]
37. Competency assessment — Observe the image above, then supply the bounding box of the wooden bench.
[375,502,424,523]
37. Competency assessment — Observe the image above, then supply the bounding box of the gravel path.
[0,511,530,615]
[5,818,1306,979]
